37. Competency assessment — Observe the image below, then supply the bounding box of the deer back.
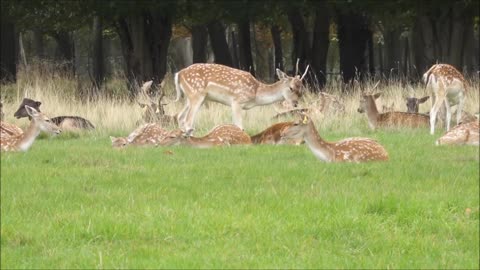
[378,112,430,128]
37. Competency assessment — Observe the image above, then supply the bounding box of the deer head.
[137,80,169,123]
[14,98,42,119]
[405,96,430,113]
[25,105,61,135]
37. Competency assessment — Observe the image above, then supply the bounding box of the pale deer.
[163,124,252,148]
[407,95,476,125]
[137,80,177,127]
[357,93,429,129]
[423,64,467,134]
[280,113,389,162]
[14,98,95,131]
[1,106,61,152]
[436,121,479,146]
[250,122,304,145]
[174,63,308,134]
[110,123,170,148]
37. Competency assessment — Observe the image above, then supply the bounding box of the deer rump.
[377,112,430,128]
[51,116,95,130]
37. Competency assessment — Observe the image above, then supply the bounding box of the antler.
[295,58,300,75]
[138,80,155,104]
[372,81,380,91]
[301,65,310,80]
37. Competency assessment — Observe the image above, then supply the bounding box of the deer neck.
[303,122,334,162]
[17,120,41,151]
[365,99,380,129]
[255,81,287,105]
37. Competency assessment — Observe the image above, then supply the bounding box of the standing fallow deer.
[163,124,252,148]
[435,121,479,146]
[423,64,467,134]
[1,106,61,152]
[406,95,476,124]
[250,122,304,145]
[110,123,171,148]
[137,80,177,127]
[14,98,95,131]
[280,113,389,162]
[357,92,430,129]
[174,63,308,134]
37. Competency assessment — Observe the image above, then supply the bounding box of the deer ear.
[25,105,39,117]
[419,96,430,103]
[373,93,381,99]
[276,69,287,80]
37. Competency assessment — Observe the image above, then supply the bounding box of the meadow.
[1,70,479,268]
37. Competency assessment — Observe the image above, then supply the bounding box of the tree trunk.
[311,5,330,91]
[237,21,255,76]
[207,21,233,67]
[288,8,309,75]
[92,16,104,92]
[230,30,239,68]
[191,24,208,63]
[270,25,284,75]
[337,9,370,86]
[1,18,17,83]
[33,28,45,60]
[51,30,75,75]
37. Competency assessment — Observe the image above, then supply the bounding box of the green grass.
[1,129,479,269]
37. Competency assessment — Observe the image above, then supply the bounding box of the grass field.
[1,128,479,269]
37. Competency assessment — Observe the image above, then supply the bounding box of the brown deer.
[110,123,171,148]
[280,113,389,162]
[407,95,476,125]
[406,96,430,113]
[174,63,308,134]
[14,98,95,131]
[163,124,252,148]
[357,93,429,129]
[250,122,304,145]
[423,64,467,134]
[436,121,479,146]
[137,80,177,127]
[1,100,24,138]
[1,106,61,152]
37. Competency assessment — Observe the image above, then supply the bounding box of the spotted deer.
[423,64,467,134]
[110,123,171,148]
[436,121,479,146]
[14,98,95,131]
[174,63,307,134]
[137,80,177,127]
[1,100,24,138]
[406,95,476,125]
[280,113,389,162]
[163,124,252,148]
[273,92,345,118]
[1,106,61,152]
[357,93,429,129]
[250,122,304,145]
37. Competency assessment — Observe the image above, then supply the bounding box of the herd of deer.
[1,63,478,163]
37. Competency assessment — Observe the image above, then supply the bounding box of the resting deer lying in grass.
[357,93,429,129]
[14,98,95,131]
[1,100,24,138]
[175,63,307,134]
[250,122,304,145]
[163,124,252,148]
[137,80,177,127]
[1,106,61,152]
[423,64,467,134]
[435,121,479,146]
[110,123,171,148]
[280,113,389,162]
[273,92,345,119]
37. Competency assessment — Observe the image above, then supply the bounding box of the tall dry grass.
[1,65,479,137]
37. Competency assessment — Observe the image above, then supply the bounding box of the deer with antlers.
[174,63,308,134]
[423,64,467,134]
[137,80,177,127]
[250,122,304,145]
[162,124,252,148]
[357,83,430,129]
[280,113,389,162]
[436,121,479,146]
[1,106,61,152]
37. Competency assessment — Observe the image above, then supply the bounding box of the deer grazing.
[357,92,429,129]
[423,63,467,134]
[436,121,479,146]
[174,63,307,134]
[163,124,252,148]
[1,106,61,152]
[250,122,304,145]
[110,123,171,148]
[280,113,389,162]
[14,98,95,131]
[137,80,177,127]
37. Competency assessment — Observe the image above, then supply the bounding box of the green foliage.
[1,130,479,268]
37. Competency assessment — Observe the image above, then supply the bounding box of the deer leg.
[231,102,243,130]
[456,93,465,125]
[184,96,206,135]
[177,100,190,130]
[444,98,452,131]
[430,96,444,135]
